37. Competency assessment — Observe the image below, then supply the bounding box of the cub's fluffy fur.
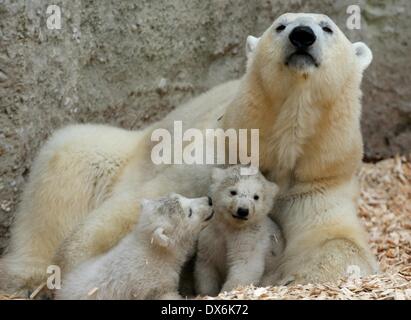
[195,166,284,296]
[56,194,213,300]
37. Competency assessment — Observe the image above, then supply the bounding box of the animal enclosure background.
[0,0,410,300]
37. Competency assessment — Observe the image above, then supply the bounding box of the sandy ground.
[1,157,410,300]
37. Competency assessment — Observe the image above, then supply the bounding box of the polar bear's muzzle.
[289,26,317,49]
[286,51,319,69]
[285,25,320,69]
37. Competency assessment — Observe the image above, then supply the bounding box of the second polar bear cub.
[56,194,214,300]
[195,166,284,296]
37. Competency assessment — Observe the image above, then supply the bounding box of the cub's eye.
[276,24,286,32]
[322,26,333,34]
[254,195,259,201]
[188,208,193,217]
[230,190,237,196]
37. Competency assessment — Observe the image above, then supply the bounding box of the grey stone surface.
[0,0,410,252]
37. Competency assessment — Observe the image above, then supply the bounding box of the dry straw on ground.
[1,157,410,300]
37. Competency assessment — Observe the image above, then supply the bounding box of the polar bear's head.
[246,13,372,98]
[209,166,279,227]
[139,194,214,249]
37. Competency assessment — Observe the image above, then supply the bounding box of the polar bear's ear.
[353,42,373,71]
[246,35,260,59]
[151,227,172,248]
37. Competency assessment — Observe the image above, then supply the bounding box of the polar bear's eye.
[188,208,193,217]
[322,26,333,34]
[276,24,286,32]
[230,190,237,196]
[254,195,259,201]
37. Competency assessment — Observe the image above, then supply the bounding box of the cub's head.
[139,194,214,249]
[247,13,372,98]
[209,166,279,227]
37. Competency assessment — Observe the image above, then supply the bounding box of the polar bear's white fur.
[195,166,284,296]
[55,194,213,300]
[222,13,378,284]
[0,13,377,296]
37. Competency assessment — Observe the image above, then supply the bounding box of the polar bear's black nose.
[237,207,249,217]
[207,196,213,206]
[289,26,316,48]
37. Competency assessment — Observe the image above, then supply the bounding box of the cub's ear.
[240,164,259,176]
[211,167,227,182]
[168,192,180,200]
[246,35,260,59]
[140,198,153,211]
[151,227,172,248]
[353,42,373,71]
[266,181,279,196]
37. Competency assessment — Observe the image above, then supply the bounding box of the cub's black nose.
[289,26,316,48]
[207,196,213,206]
[237,207,249,217]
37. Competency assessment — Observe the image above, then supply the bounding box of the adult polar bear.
[0,13,378,295]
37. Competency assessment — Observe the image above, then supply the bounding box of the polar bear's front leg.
[53,193,140,273]
[274,238,378,285]
[270,183,379,285]
[220,230,267,292]
[221,252,265,293]
[159,292,183,300]
[222,238,266,292]
[194,255,221,297]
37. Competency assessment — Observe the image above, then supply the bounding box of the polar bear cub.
[56,193,214,300]
[195,166,284,296]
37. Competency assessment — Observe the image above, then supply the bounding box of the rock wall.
[0,0,410,252]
